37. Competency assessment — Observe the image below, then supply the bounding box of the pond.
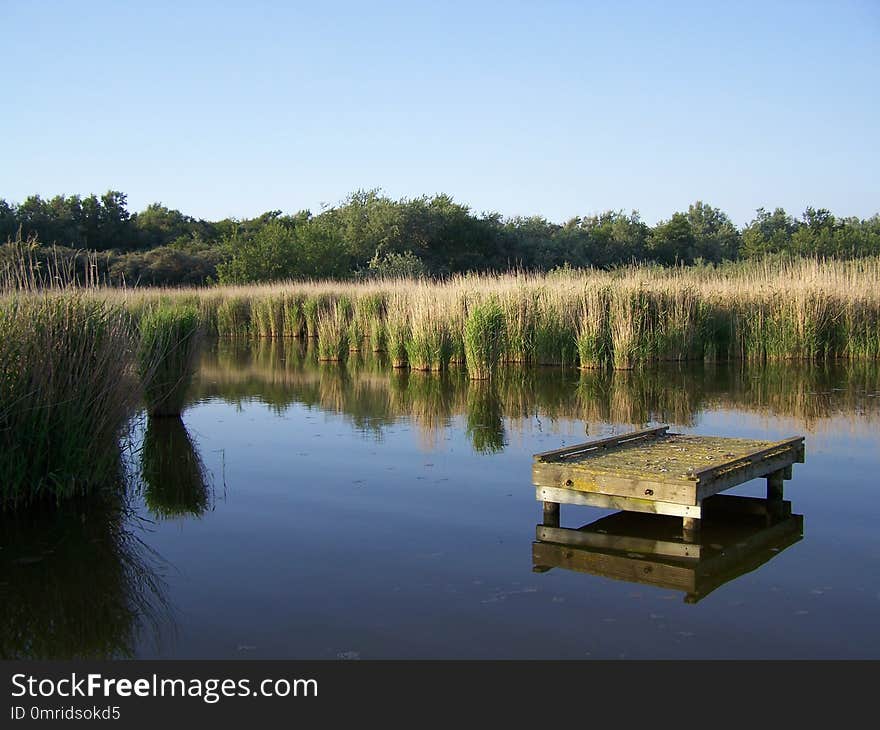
[3,339,879,658]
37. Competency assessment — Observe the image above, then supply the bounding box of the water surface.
[3,340,879,658]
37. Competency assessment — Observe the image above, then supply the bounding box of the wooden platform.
[533,426,805,530]
[532,495,804,603]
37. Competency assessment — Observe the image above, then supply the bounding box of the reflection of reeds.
[140,416,210,519]
[466,381,505,453]
[193,339,880,441]
[407,372,458,449]
[0,498,168,658]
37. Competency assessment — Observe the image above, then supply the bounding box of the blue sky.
[2,0,877,224]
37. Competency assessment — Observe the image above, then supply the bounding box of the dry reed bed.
[87,258,880,374]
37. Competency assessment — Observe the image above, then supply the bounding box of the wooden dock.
[533,426,805,532]
[532,495,804,603]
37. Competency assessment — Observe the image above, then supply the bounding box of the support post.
[682,516,700,537]
[767,469,785,501]
[542,501,560,528]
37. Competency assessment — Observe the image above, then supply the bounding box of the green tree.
[741,208,797,257]
[686,201,740,262]
[217,220,297,283]
[648,212,696,264]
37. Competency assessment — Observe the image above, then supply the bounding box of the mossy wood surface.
[533,427,805,510]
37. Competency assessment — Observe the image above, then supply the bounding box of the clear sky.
[2,0,878,225]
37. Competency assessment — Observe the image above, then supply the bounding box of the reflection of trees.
[141,416,210,519]
[0,499,168,659]
[189,340,880,450]
[466,382,505,454]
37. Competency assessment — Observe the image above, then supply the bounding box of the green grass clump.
[316,304,349,361]
[501,288,537,364]
[576,286,610,369]
[653,288,700,361]
[843,297,880,360]
[369,318,386,352]
[464,298,506,380]
[407,306,453,371]
[385,304,411,368]
[216,296,251,337]
[140,416,210,519]
[347,296,366,352]
[350,293,385,352]
[609,287,653,369]
[0,295,138,511]
[302,295,327,338]
[138,304,202,417]
[283,294,305,337]
[252,295,285,338]
[534,291,578,367]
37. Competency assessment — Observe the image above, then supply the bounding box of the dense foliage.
[2,190,878,285]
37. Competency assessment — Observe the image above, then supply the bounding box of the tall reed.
[501,287,537,364]
[406,296,453,371]
[576,286,610,369]
[464,297,506,380]
[316,303,349,361]
[0,295,138,510]
[385,297,411,368]
[252,294,285,338]
[283,294,306,337]
[138,304,202,417]
[216,296,251,337]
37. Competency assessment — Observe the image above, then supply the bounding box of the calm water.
[3,339,880,659]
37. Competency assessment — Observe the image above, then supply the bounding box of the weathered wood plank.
[691,436,804,481]
[535,486,702,518]
[696,450,801,501]
[533,461,697,505]
[533,426,669,462]
[536,524,701,559]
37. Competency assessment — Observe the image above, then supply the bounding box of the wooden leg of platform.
[542,501,560,528]
[767,469,785,501]
[682,517,700,537]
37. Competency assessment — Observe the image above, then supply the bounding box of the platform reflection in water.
[532,495,804,604]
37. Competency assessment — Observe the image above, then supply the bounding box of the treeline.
[1,190,879,285]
